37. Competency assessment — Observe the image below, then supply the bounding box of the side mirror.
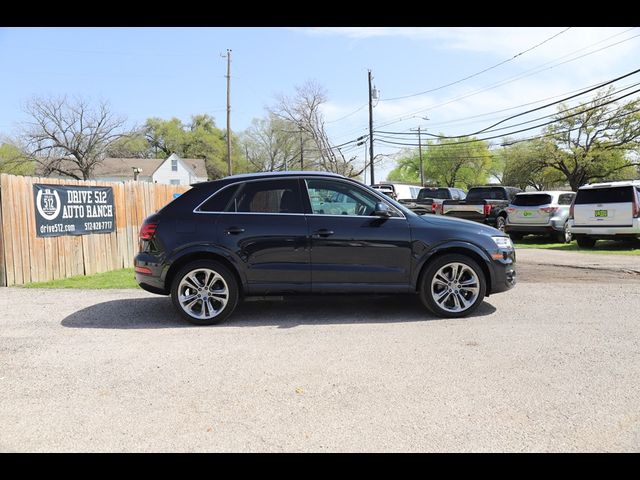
[373,202,393,218]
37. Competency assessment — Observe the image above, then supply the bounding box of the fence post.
[0,181,6,286]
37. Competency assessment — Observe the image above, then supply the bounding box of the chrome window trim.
[303,177,406,220]
[192,175,407,219]
[193,176,304,215]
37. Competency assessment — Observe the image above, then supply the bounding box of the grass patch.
[514,236,640,255]
[23,268,138,289]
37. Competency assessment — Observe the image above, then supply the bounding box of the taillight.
[139,222,158,241]
[569,201,575,220]
[633,191,640,218]
[540,206,558,214]
[483,204,492,216]
[506,207,515,214]
[432,202,437,213]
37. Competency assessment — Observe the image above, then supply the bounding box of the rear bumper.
[134,252,168,295]
[568,219,640,237]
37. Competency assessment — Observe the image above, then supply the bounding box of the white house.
[39,153,209,185]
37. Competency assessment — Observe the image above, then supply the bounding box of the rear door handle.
[313,229,334,237]
[225,227,245,235]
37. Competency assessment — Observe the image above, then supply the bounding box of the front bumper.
[489,248,516,295]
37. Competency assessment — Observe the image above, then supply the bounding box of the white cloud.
[292,27,638,65]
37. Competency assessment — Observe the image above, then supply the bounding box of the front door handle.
[313,229,335,237]
[225,227,245,235]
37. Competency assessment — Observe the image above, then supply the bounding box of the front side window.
[558,193,575,205]
[306,179,400,217]
[229,179,303,214]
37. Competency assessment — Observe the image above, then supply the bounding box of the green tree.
[0,142,35,175]
[542,87,640,190]
[387,137,492,188]
[497,138,565,190]
[141,115,246,179]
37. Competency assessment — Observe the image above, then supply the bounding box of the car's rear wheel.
[576,235,596,249]
[419,254,487,318]
[495,216,506,232]
[170,260,239,325]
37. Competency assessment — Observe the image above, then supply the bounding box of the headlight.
[491,236,513,249]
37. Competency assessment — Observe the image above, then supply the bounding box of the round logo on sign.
[36,188,61,221]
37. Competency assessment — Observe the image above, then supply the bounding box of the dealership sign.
[33,184,116,237]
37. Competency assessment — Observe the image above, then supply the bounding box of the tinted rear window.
[512,194,552,206]
[575,186,634,204]
[467,187,507,200]
[199,184,240,212]
[418,188,451,200]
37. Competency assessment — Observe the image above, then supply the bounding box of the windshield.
[512,194,552,206]
[467,187,507,201]
[418,188,451,200]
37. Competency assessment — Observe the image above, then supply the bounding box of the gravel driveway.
[1,251,639,452]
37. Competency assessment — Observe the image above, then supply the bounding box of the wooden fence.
[0,173,190,286]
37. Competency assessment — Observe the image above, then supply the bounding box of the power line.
[375,28,640,130]
[374,106,640,149]
[376,80,640,140]
[325,104,367,124]
[381,27,573,102]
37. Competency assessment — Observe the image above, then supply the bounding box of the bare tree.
[20,96,128,180]
[269,81,368,178]
[242,115,299,172]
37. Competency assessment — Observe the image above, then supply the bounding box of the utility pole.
[299,129,304,170]
[223,49,232,176]
[417,126,424,186]
[368,69,375,185]
[410,119,428,186]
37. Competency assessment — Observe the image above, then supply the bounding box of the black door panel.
[216,214,310,285]
[306,216,412,285]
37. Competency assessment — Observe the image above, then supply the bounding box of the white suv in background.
[568,180,640,248]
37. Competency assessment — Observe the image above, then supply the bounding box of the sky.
[1,27,639,180]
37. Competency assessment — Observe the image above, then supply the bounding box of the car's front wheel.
[419,254,487,318]
[555,222,572,244]
[170,260,240,325]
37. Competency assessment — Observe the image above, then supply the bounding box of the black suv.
[135,172,516,325]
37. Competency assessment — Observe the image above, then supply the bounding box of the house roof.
[171,157,208,179]
[35,155,208,179]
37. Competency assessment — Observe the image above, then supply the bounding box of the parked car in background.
[505,191,575,243]
[400,187,467,215]
[441,186,522,231]
[372,183,421,201]
[568,180,640,248]
[135,171,516,325]
[371,184,397,200]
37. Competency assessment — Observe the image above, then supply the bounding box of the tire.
[495,216,506,232]
[170,260,240,325]
[555,222,572,244]
[419,254,487,318]
[576,235,596,249]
